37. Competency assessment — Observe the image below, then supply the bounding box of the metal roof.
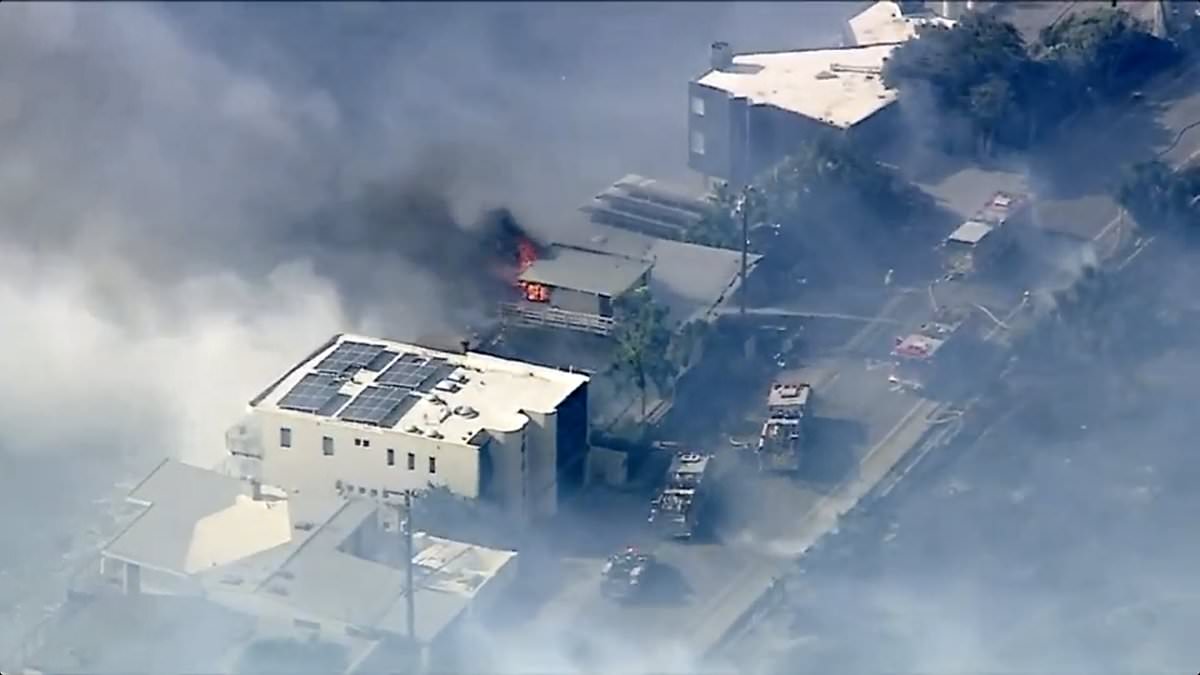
[518,244,651,297]
[947,220,995,246]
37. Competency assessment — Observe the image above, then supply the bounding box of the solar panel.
[315,341,387,374]
[278,373,345,414]
[338,386,416,426]
[377,355,451,389]
[365,350,400,372]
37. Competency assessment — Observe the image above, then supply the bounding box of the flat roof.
[252,334,589,445]
[518,244,651,296]
[948,220,995,246]
[695,43,899,129]
[103,462,516,646]
[551,217,763,325]
[104,459,340,578]
[847,1,955,46]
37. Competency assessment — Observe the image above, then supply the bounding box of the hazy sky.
[0,1,854,467]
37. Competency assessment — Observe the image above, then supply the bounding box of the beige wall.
[243,408,560,520]
[250,409,482,500]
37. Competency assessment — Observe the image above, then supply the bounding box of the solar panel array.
[338,386,416,426]
[278,373,349,415]
[315,341,388,374]
[377,354,452,389]
[275,341,463,427]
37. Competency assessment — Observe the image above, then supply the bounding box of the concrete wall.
[523,409,559,518]
[249,408,482,501]
[687,81,740,183]
[688,78,900,186]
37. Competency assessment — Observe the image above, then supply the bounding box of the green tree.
[1037,8,1179,100]
[610,286,674,420]
[758,137,934,239]
[884,12,1039,152]
[1117,159,1200,232]
[688,181,741,249]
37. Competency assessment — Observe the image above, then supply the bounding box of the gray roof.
[519,244,651,297]
[947,220,994,245]
[103,460,338,578]
[1029,194,1119,241]
[546,218,762,324]
[99,462,515,648]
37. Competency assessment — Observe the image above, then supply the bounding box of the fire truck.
[756,380,811,473]
[889,308,968,391]
[648,451,713,540]
[601,546,656,602]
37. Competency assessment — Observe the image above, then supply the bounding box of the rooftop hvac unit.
[453,405,480,419]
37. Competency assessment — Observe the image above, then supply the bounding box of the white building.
[845,1,957,47]
[226,333,590,521]
[72,460,518,674]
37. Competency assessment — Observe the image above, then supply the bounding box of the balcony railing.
[499,303,617,337]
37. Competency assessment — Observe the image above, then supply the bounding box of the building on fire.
[500,243,653,337]
[24,460,517,674]
[499,173,762,339]
[225,333,590,522]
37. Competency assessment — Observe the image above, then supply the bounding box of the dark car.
[601,546,655,601]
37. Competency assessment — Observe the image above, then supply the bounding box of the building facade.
[688,42,903,187]
[226,334,590,521]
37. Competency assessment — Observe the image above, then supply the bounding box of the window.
[280,427,292,448]
[387,449,395,467]
[362,439,370,448]
[407,452,416,471]
[353,438,360,447]
[429,456,437,474]
[691,96,705,116]
[322,436,334,456]
[354,438,371,448]
[690,130,706,155]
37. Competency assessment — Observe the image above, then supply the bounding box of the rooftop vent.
[453,405,480,419]
[434,380,461,394]
[711,41,733,71]
[448,372,470,385]
[815,70,838,80]
[429,430,445,440]
[406,425,424,434]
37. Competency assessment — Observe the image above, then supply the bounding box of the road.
[725,332,1200,675]
[482,284,963,666]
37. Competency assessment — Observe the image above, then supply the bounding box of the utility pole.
[740,190,750,320]
[402,490,416,645]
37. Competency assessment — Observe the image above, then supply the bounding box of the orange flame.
[517,238,538,272]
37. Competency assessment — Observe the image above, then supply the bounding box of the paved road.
[486,285,955,665]
[726,336,1200,675]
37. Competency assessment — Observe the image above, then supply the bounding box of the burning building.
[500,243,653,337]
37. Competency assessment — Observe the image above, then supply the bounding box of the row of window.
[279,427,436,473]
